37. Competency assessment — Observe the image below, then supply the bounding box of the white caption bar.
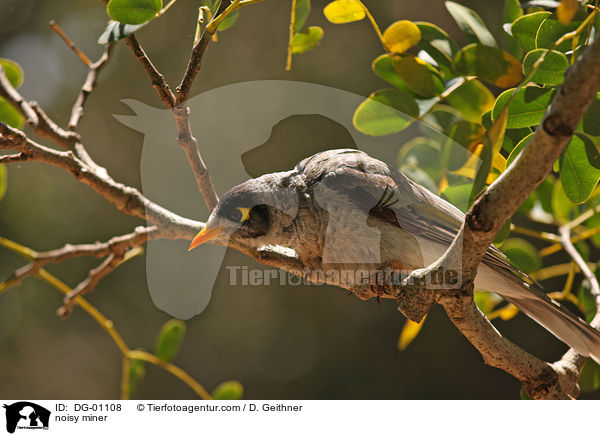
[0,400,591,435]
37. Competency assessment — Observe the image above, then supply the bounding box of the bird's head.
[188,172,298,251]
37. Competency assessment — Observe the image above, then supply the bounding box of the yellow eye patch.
[236,207,251,222]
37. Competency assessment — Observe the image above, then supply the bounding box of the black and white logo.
[3,402,50,434]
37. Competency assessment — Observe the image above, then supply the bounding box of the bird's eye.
[228,207,251,222]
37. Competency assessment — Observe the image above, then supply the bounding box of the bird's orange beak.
[188,226,223,251]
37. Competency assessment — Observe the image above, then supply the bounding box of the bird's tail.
[502,287,600,364]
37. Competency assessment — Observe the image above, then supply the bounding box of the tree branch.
[0,66,79,150]
[125,34,219,210]
[552,216,600,376]
[68,43,116,130]
[125,35,176,108]
[0,226,158,292]
[394,29,600,399]
[0,122,201,237]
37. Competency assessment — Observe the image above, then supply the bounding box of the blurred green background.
[1,0,597,399]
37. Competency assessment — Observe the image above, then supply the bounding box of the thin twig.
[176,0,229,103]
[59,246,145,318]
[34,269,212,399]
[126,34,219,210]
[49,20,92,67]
[69,43,116,130]
[0,227,157,293]
[559,227,600,305]
[125,35,176,108]
[286,0,297,71]
[121,357,131,400]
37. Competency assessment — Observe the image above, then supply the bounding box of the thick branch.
[460,35,600,283]
[0,123,201,237]
[438,294,577,399]
[397,31,600,399]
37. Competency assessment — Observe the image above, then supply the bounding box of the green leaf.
[398,137,443,182]
[511,11,551,52]
[291,26,324,54]
[494,219,512,244]
[398,137,441,167]
[294,0,311,33]
[372,54,414,94]
[474,291,502,315]
[503,0,523,58]
[445,78,494,123]
[445,1,497,47]
[155,319,186,362]
[423,105,462,133]
[552,178,577,222]
[382,20,421,54]
[537,175,555,214]
[492,85,554,128]
[560,133,600,204]
[129,350,146,395]
[522,49,568,86]
[506,127,532,148]
[500,238,542,274]
[323,0,365,24]
[441,183,472,212]
[353,89,419,136]
[0,164,6,203]
[481,110,492,130]
[536,15,581,52]
[578,280,598,323]
[401,165,438,193]
[470,107,508,203]
[212,380,244,400]
[442,120,485,171]
[0,98,24,129]
[0,59,24,88]
[98,20,146,44]
[452,44,523,88]
[519,387,533,400]
[415,22,459,76]
[390,55,445,98]
[398,316,427,351]
[107,0,162,25]
[218,9,239,31]
[579,359,600,393]
[507,131,534,167]
[580,95,600,137]
[414,97,440,118]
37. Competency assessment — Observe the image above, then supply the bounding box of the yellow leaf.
[323,0,365,24]
[438,174,449,193]
[398,315,427,351]
[451,143,507,183]
[382,20,421,53]
[497,304,519,321]
[557,0,578,25]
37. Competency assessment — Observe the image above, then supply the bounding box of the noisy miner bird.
[189,148,600,362]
